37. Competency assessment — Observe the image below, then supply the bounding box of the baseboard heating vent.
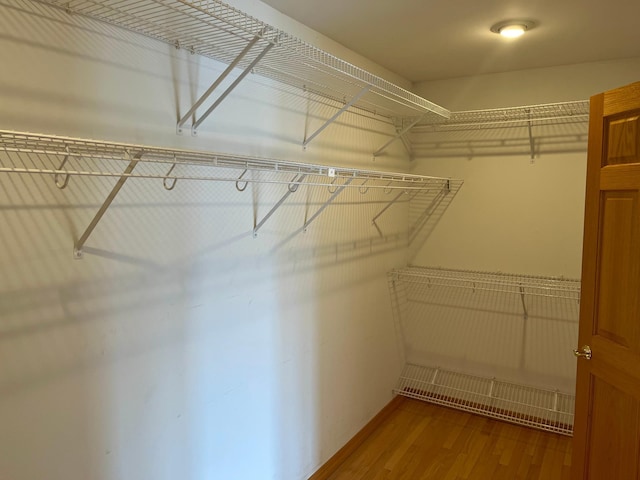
[394,364,575,436]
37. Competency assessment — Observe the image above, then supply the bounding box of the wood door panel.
[596,191,640,349]
[587,376,640,480]
[606,115,640,165]
[573,82,640,480]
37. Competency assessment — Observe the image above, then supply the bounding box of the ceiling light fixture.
[490,20,536,38]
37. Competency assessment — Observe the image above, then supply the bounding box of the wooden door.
[572,81,640,479]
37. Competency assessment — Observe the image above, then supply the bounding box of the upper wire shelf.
[411,100,589,132]
[390,266,581,301]
[36,0,450,122]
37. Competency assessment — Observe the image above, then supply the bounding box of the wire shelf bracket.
[253,173,307,238]
[177,33,277,136]
[373,113,427,158]
[303,85,371,148]
[408,182,451,244]
[303,176,354,233]
[73,152,142,259]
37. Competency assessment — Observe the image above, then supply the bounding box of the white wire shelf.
[390,266,581,301]
[0,130,462,257]
[35,0,449,125]
[407,100,590,159]
[395,364,575,436]
[411,100,589,132]
[0,130,459,188]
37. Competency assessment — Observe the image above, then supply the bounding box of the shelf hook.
[163,162,178,191]
[288,173,304,193]
[383,181,393,194]
[327,177,339,194]
[54,149,71,190]
[236,169,249,192]
[359,178,370,194]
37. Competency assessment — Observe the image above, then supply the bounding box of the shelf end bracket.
[303,85,372,148]
[73,152,141,259]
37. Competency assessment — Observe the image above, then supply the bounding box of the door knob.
[573,345,592,360]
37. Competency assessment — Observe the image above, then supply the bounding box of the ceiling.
[260,0,640,83]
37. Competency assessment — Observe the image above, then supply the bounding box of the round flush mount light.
[490,20,536,38]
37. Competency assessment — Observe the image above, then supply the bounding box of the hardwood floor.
[326,398,572,480]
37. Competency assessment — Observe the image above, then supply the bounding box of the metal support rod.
[192,41,276,132]
[177,35,261,131]
[381,179,440,237]
[303,177,353,232]
[408,185,449,244]
[303,86,372,147]
[373,113,428,157]
[253,174,307,238]
[73,154,141,259]
[519,285,529,319]
[372,190,405,225]
[527,109,535,160]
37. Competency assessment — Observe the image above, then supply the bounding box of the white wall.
[0,2,413,480]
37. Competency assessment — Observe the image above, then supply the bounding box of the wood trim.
[571,89,605,480]
[308,395,406,480]
[603,81,640,117]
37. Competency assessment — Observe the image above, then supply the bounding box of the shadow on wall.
[0,158,461,479]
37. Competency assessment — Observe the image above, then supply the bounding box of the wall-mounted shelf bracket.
[303,85,372,148]
[527,109,535,162]
[395,118,414,158]
[303,176,354,232]
[373,113,428,158]
[73,152,142,259]
[177,31,275,136]
[371,190,407,237]
[408,183,450,244]
[519,285,529,320]
[253,173,307,237]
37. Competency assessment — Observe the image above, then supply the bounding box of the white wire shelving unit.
[0,130,462,258]
[35,0,450,151]
[395,364,575,436]
[388,266,581,436]
[409,100,590,159]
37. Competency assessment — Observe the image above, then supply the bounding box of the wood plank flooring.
[326,398,572,480]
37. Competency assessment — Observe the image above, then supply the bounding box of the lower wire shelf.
[394,364,575,436]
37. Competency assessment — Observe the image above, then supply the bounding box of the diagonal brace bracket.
[177,33,275,136]
[373,113,429,158]
[303,86,372,148]
[371,181,435,237]
[303,177,354,232]
[519,285,529,320]
[73,152,142,259]
[408,182,450,244]
[253,174,307,238]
